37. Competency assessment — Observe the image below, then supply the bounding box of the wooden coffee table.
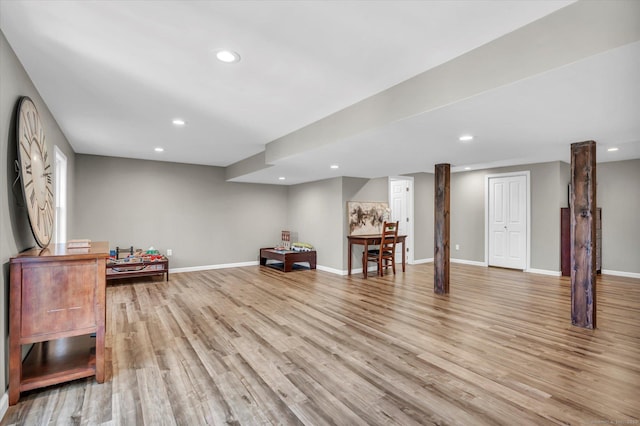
[260,248,317,272]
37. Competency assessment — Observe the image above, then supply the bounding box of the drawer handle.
[47,307,82,313]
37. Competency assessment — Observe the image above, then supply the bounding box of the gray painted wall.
[287,177,343,270]
[408,172,434,261]
[74,155,288,268]
[448,160,639,274]
[450,162,568,271]
[342,177,388,270]
[598,159,640,273]
[1,30,76,393]
[450,170,487,263]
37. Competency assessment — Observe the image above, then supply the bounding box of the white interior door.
[488,175,526,269]
[389,177,413,264]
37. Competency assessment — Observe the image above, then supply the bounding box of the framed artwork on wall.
[347,201,390,236]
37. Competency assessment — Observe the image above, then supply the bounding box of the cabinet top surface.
[11,241,110,262]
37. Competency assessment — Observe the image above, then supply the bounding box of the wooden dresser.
[9,242,109,405]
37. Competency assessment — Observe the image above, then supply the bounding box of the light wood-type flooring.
[2,263,639,425]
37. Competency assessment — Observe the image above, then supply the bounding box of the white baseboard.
[451,258,487,267]
[171,261,349,276]
[316,265,346,275]
[325,265,386,276]
[526,268,561,276]
[0,392,8,422]
[170,260,631,281]
[601,269,640,279]
[170,261,259,274]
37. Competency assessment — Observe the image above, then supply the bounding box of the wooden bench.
[259,248,316,272]
[106,246,169,281]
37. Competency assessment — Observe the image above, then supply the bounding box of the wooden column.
[570,141,597,329]
[434,163,450,295]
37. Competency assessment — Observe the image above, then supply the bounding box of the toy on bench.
[106,246,169,281]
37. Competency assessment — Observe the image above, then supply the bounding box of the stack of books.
[281,230,291,250]
[67,239,91,252]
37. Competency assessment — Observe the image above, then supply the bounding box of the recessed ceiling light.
[607,147,619,152]
[330,164,339,169]
[459,135,473,142]
[172,119,185,126]
[215,50,241,63]
[278,176,286,181]
[464,167,471,170]
[154,147,164,152]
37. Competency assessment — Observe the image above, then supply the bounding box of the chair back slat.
[380,221,398,252]
[362,220,399,278]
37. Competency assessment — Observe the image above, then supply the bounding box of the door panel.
[390,179,411,263]
[489,175,527,269]
[494,183,505,223]
[493,231,505,257]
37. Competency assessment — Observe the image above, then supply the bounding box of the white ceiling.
[1,1,639,185]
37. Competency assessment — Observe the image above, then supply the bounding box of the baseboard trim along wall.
[602,269,640,279]
[526,268,562,276]
[317,265,346,275]
[170,261,259,274]
[451,258,487,267]
[0,392,8,422]
[168,262,640,280]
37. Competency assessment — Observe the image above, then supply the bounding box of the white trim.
[351,266,387,273]
[317,265,346,275]
[526,268,561,276]
[0,392,8,421]
[171,261,348,276]
[53,146,67,244]
[601,269,640,279]
[389,176,414,264]
[170,261,259,273]
[147,261,640,280]
[485,171,531,271]
[451,258,487,267]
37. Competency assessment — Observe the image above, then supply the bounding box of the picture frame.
[347,201,390,236]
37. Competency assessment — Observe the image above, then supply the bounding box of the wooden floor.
[3,263,640,425]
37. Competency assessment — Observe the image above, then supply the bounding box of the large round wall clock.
[16,96,54,248]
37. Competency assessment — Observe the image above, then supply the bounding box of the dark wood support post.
[570,141,597,329]
[434,163,450,295]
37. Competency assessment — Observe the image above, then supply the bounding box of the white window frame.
[54,146,67,244]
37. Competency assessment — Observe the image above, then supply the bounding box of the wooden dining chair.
[363,221,399,278]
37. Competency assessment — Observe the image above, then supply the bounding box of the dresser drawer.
[20,261,97,338]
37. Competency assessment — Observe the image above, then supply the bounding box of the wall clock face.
[17,97,54,248]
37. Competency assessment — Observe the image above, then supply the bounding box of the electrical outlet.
[167,249,173,256]
[455,244,460,251]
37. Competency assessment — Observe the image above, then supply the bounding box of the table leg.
[8,336,20,405]
[402,239,406,272]
[348,242,352,275]
[363,240,369,279]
